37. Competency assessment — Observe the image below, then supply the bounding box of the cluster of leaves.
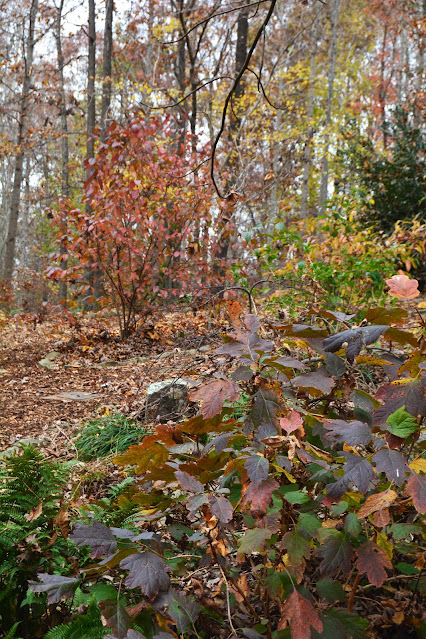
[28,274,425,639]
[75,412,148,461]
[254,203,398,312]
[47,112,220,337]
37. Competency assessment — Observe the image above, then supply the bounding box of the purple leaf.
[175,470,204,493]
[372,449,410,487]
[322,420,372,447]
[208,495,234,523]
[342,452,375,494]
[163,589,200,633]
[244,455,269,485]
[70,520,117,558]
[120,552,170,599]
[99,600,132,639]
[316,531,353,576]
[293,367,335,394]
[28,574,80,604]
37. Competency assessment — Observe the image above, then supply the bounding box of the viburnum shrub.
[30,274,425,639]
[47,113,219,337]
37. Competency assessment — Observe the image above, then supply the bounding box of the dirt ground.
[0,310,221,453]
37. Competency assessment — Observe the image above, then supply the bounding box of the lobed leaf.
[356,540,392,587]
[120,551,170,599]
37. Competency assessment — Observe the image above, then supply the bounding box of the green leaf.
[279,485,310,505]
[386,407,418,438]
[313,610,369,639]
[344,513,361,538]
[389,523,421,540]
[316,578,346,603]
[297,513,321,538]
[283,530,311,564]
[396,562,420,576]
[237,527,273,558]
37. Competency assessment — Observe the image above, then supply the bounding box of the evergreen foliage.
[337,108,425,233]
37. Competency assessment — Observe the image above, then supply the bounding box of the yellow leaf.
[357,489,397,519]
[376,532,393,560]
[409,458,426,474]
[392,611,404,625]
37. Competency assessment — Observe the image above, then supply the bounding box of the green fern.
[43,600,106,639]
[0,446,77,638]
[2,623,22,639]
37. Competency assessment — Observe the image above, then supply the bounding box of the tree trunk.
[318,0,340,211]
[55,0,69,302]
[175,0,187,151]
[217,6,249,265]
[300,13,321,219]
[2,0,39,282]
[87,0,96,162]
[100,0,113,136]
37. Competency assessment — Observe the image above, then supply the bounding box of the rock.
[19,437,45,447]
[0,438,46,459]
[199,345,211,353]
[146,378,193,418]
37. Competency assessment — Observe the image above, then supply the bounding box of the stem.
[348,573,361,611]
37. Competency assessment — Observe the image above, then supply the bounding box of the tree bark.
[300,13,321,219]
[100,0,114,136]
[318,0,340,211]
[217,6,249,264]
[2,0,39,282]
[87,0,96,161]
[55,0,69,301]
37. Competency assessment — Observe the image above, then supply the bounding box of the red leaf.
[280,410,303,435]
[278,590,323,639]
[189,378,240,419]
[356,540,392,587]
[241,478,279,518]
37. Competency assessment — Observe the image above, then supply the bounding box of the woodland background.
[0,2,425,639]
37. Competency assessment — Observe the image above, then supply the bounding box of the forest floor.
[0,309,223,455]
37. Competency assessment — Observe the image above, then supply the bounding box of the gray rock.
[146,378,192,418]
[198,345,211,353]
[18,437,45,447]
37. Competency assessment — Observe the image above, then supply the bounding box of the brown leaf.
[278,590,323,639]
[25,501,43,522]
[386,274,420,299]
[115,440,169,473]
[356,540,392,587]
[227,300,243,327]
[189,378,240,419]
[55,509,70,538]
[357,489,397,519]
[372,509,391,528]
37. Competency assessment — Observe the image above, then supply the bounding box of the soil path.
[0,312,217,452]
